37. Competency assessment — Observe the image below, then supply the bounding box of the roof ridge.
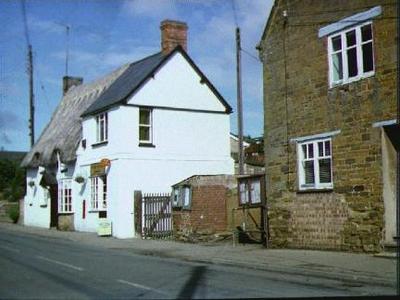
[129,51,163,67]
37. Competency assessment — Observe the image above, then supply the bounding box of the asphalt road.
[0,228,393,299]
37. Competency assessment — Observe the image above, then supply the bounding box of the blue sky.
[0,0,273,152]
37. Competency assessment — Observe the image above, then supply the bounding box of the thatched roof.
[21,63,129,168]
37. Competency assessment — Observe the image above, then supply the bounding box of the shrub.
[7,204,19,223]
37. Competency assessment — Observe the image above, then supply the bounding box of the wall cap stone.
[318,6,382,38]
[290,130,341,143]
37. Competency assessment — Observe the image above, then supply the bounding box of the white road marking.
[117,279,168,296]
[36,255,83,271]
[0,245,20,253]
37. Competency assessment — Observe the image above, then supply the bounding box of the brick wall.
[259,0,397,252]
[173,185,228,239]
[172,175,237,241]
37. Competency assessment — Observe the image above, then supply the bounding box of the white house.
[21,20,234,238]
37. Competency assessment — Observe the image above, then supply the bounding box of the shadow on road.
[177,265,207,299]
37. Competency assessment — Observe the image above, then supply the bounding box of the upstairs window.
[328,22,374,87]
[298,138,333,190]
[58,179,72,213]
[96,112,108,143]
[139,108,152,144]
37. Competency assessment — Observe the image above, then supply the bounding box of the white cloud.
[121,0,179,19]
[0,110,22,131]
[28,16,66,35]
[0,132,12,144]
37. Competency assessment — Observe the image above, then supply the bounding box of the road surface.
[0,227,393,299]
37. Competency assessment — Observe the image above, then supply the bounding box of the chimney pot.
[63,76,83,95]
[160,20,188,55]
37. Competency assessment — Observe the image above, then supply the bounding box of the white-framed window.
[139,108,152,144]
[298,138,333,190]
[328,22,374,87]
[58,179,72,213]
[90,175,107,211]
[96,112,108,143]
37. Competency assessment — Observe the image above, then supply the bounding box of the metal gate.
[142,193,172,239]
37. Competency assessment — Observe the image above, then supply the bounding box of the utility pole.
[236,27,244,175]
[28,44,34,148]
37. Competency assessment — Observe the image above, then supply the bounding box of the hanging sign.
[100,158,111,167]
[90,163,105,177]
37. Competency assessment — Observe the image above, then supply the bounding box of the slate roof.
[82,46,232,117]
[82,52,165,116]
[21,46,232,168]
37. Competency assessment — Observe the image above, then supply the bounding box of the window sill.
[92,141,108,148]
[58,212,74,215]
[329,72,375,89]
[296,188,333,194]
[139,143,155,148]
[88,209,107,213]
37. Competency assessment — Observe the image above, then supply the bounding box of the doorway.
[49,184,58,228]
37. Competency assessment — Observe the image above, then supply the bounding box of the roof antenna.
[55,22,70,76]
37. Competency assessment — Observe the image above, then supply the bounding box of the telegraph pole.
[28,44,34,148]
[236,27,244,175]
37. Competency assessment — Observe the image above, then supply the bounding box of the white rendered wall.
[24,167,50,228]
[75,51,233,238]
[131,52,227,112]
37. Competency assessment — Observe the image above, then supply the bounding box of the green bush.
[7,204,19,223]
[0,159,25,202]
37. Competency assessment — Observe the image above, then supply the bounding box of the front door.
[50,184,58,227]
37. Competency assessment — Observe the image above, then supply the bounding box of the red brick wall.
[173,185,228,237]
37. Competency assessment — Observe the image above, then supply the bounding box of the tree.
[0,159,25,202]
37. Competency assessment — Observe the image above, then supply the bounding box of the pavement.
[0,222,397,289]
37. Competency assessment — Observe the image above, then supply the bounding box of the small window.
[328,22,374,87]
[58,179,72,213]
[96,112,108,143]
[139,108,152,144]
[91,175,107,211]
[298,138,333,190]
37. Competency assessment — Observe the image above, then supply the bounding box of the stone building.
[257,1,397,252]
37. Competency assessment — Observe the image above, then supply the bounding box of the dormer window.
[328,22,374,87]
[96,112,108,143]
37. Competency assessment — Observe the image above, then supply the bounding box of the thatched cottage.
[21,20,234,238]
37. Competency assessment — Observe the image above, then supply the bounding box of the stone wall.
[259,0,397,252]
[58,214,74,231]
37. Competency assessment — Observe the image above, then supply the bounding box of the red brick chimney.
[160,20,188,55]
